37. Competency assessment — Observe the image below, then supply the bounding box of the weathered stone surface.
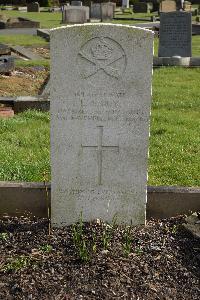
[158,12,192,57]
[71,1,82,6]
[133,2,151,13]
[101,2,115,21]
[10,45,43,60]
[0,56,14,74]
[0,43,11,56]
[183,1,192,11]
[122,0,129,8]
[0,16,40,29]
[183,213,200,239]
[90,3,101,19]
[27,2,40,13]
[51,24,153,226]
[62,6,89,22]
[159,0,176,12]
[62,8,86,24]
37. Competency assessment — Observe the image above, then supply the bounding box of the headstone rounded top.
[51,23,154,36]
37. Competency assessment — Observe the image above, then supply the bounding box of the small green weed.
[39,244,52,253]
[171,225,179,234]
[72,213,90,262]
[91,229,97,253]
[102,224,113,250]
[3,256,31,272]
[102,217,117,250]
[135,247,143,255]
[0,232,8,241]
[122,226,132,257]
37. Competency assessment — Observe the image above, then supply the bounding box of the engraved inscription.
[81,126,119,185]
[159,12,191,57]
[77,37,126,81]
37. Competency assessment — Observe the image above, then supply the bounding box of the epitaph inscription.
[51,24,153,226]
[158,12,192,57]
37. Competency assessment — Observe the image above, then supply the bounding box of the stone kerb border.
[153,57,200,67]
[0,181,199,220]
[0,96,50,113]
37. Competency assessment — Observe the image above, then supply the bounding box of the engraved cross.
[81,126,119,185]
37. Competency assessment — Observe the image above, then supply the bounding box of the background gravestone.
[101,3,115,21]
[51,24,153,226]
[90,3,101,19]
[27,2,40,12]
[183,1,192,11]
[133,2,152,13]
[158,11,192,57]
[122,0,129,8]
[0,56,14,74]
[0,43,11,56]
[62,8,86,23]
[71,1,82,6]
[159,0,176,12]
[62,5,89,22]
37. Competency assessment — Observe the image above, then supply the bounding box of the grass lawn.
[15,59,50,68]
[1,35,199,58]
[0,110,50,182]
[0,68,199,186]
[0,34,48,46]
[1,11,62,28]
[1,11,153,28]
[149,67,200,186]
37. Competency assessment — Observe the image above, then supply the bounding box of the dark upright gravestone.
[71,1,82,5]
[90,3,101,19]
[27,2,40,12]
[133,2,152,13]
[0,56,14,74]
[0,44,11,56]
[158,11,192,57]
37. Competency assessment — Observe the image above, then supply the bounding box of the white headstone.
[63,8,86,24]
[62,5,89,22]
[122,0,129,8]
[101,3,115,21]
[51,24,153,226]
[71,0,82,6]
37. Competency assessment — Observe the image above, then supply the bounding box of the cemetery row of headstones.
[25,0,195,15]
[62,2,116,24]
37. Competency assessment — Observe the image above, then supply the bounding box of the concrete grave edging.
[0,96,50,113]
[154,57,200,67]
[0,181,199,220]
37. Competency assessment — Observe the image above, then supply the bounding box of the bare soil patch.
[0,216,199,299]
[32,47,50,59]
[0,66,49,96]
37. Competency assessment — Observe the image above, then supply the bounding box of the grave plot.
[0,64,49,96]
[0,14,40,29]
[0,216,199,299]
[0,8,199,300]
[0,33,49,99]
